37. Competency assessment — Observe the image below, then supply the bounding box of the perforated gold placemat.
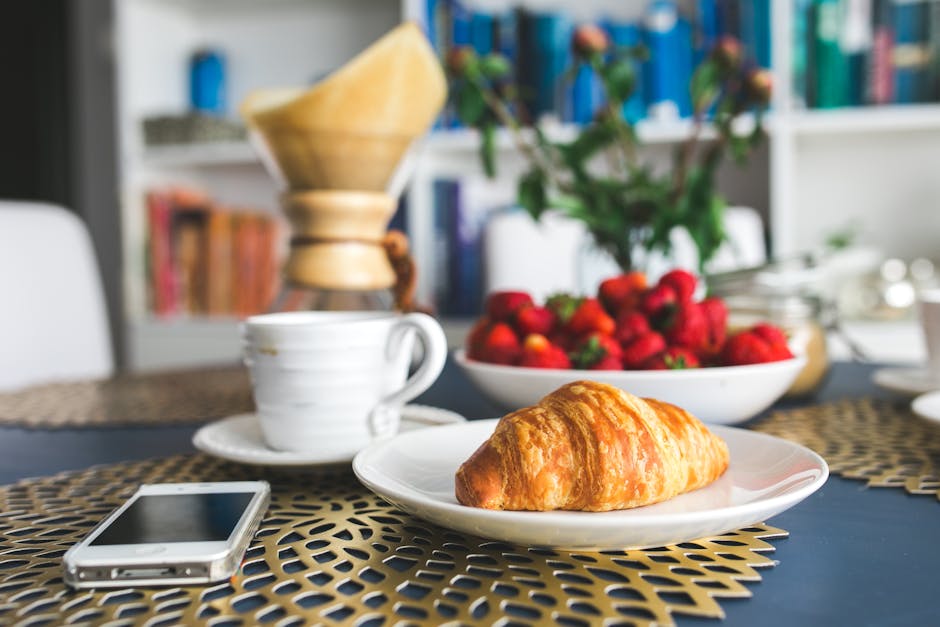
[0,367,252,428]
[754,397,940,500]
[0,455,786,626]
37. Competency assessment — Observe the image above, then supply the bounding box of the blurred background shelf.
[108,0,940,372]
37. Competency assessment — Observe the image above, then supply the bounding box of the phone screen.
[90,492,256,545]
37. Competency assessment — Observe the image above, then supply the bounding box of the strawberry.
[598,272,647,316]
[622,331,667,369]
[614,311,651,347]
[468,321,521,365]
[513,304,556,337]
[699,296,728,358]
[720,330,778,366]
[465,317,493,360]
[546,293,582,325]
[570,333,623,370]
[519,333,571,369]
[566,298,615,336]
[750,322,794,360]
[658,268,698,303]
[662,302,708,354]
[644,346,701,370]
[485,291,534,322]
[640,284,678,322]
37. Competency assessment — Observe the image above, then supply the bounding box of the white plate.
[911,391,940,425]
[872,367,940,396]
[353,419,828,550]
[454,348,806,425]
[193,405,465,467]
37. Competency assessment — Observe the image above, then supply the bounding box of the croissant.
[455,380,729,511]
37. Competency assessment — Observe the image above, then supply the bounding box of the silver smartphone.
[63,481,270,588]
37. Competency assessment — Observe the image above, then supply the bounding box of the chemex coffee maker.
[240,22,446,312]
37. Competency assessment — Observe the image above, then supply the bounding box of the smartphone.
[63,481,270,588]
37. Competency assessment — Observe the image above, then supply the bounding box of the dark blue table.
[0,360,936,626]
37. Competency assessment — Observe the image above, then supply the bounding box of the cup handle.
[368,313,447,437]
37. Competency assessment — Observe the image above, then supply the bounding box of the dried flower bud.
[747,68,773,104]
[446,46,477,75]
[712,36,742,68]
[572,24,610,57]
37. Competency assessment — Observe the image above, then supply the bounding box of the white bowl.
[454,348,806,425]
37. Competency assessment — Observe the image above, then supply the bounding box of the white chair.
[0,201,114,390]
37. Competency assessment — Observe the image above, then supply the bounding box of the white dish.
[353,419,828,550]
[454,348,806,425]
[872,367,940,396]
[911,391,940,425]
[193,405,465,467]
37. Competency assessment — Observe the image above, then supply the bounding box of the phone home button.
[134,545,166,555]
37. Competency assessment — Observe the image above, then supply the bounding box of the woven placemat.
[753,397,940,500]
[0,455,786,626]
[0,367,253,428]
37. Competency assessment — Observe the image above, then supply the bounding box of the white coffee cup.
[242,311,447,455]
[918,288,940,380]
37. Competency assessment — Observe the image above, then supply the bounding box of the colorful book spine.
[469,10,494,55]
[813,0,848,108]
[644,1,692,120]
[870,0,896,104]
[892,0,931,103]
[842,0,873,106]
[532,11,573,120]
[792,0,814,107]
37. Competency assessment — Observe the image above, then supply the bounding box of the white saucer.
[912,391,940,425]
[872,367,940,396]
[193,405,466,467]
[353,420,828,550]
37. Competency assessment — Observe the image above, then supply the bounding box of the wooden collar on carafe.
[280,189,397,291]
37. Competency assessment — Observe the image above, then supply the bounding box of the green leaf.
[689,59,719,112]
[455,86,486,126]
[479,53,511,78]
[518,169,547,218]
[480,122,496,178]
[601,58,636,103]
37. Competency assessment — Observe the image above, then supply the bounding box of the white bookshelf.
[115,0,940,371]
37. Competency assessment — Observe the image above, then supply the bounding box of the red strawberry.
[640,284,678,321]
[663,302,708,354]
[699,296,728,358]
[519,333,571,369]
[570,333,623,370]
[657,269,698,303]
[513,304,556,337]
[751,322,793,359]
[546,292,582,324]
[614,311,651,347]
[485,291,534,322]
[644,346,701,370]
[622,332,667,369]
[721,330,776,366]
[598,271,647,316]
[566,298,615,336]
[468,321,521,365]
[590,354,624,370]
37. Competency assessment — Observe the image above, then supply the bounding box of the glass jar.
[719,291,831,398]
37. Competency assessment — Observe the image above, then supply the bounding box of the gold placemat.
[753,397,940,500]
[0,455,786,626]
[0,367,253,428]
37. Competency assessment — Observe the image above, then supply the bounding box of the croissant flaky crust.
[455,380,729,512]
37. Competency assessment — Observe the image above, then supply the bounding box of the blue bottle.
[189,49,226,115]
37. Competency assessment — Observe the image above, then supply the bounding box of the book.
[792,0,814,107]
[870,0,896,104]
[205,208,233,316]
[469,10,495,55]
[145,190,177,318]
[532,11,573,120]
[644,1,693,120]
[813,0,848,108]
[842,0,873,106]
[892,0,931,103]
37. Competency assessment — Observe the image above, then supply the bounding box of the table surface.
[1,359,937,626]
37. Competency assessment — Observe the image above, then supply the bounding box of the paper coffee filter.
[241,22,446,192]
